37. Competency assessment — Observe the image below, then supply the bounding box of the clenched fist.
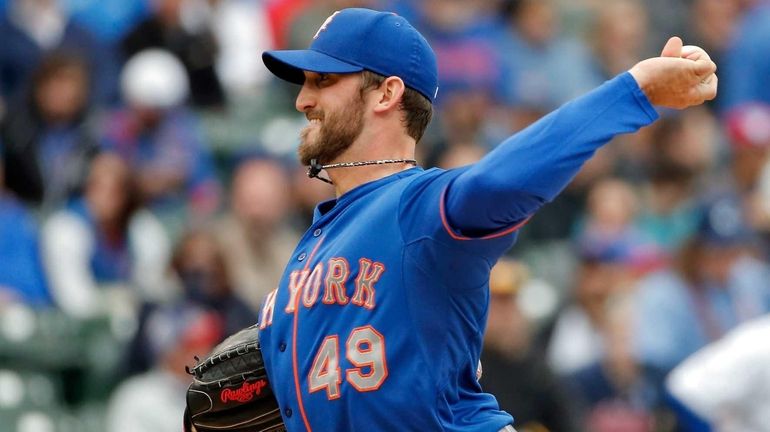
[629,36,718,109]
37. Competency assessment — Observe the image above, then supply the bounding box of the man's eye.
[316,74,330,86]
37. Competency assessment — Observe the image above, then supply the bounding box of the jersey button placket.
[313,228,322,237]
[297,252,306,261]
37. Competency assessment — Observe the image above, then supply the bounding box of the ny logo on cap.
[313,11,341,40]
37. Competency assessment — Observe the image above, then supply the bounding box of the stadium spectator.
[424,90,499,166]
[689,0,742,80]
[120,0,226,108]
[632,193,770,385]
[106,304,223,432]
[0,0,120,107]
[724,103,770,193]
[99,49,221,229]
[642,0,693,51]
[416,0,506,110]
[64,0,151,46]
[587,0,652,81]
[569,294,658,432]
[723,102,770,262]
[41,152,172,319]
[636,108,719,255]
[169,228,256,329]
[216,156,300,310]
[481,258,583,432]
[496,0,598,114]
[546,180,650,393]
[191,0,275,97]
[719,0,770,111]
[0,53,98,211]
[0,150,50,307]
[123,226,255,375]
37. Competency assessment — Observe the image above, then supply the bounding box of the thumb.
[661,36,683,58]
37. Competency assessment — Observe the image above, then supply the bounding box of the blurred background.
[0,0,769,431]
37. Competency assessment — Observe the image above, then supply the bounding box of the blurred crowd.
[0,0,769,431]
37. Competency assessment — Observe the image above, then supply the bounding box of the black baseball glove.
[184,324,286,432]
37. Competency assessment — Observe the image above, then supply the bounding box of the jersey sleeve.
[398,168,518,265]
[444,72,658,235]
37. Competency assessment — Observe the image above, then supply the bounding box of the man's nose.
[295,83,316,113]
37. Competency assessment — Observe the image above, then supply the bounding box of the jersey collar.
[312,167,423,223]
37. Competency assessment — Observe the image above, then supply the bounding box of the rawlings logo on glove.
[183,324,286,432]
[221,379,269,403]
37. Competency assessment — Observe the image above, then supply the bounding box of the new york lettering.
[260,257,385,329]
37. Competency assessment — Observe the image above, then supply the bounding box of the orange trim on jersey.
[292,237,325,432]
[439,187,530,241]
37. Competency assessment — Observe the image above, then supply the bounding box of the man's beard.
[298,92,365,166]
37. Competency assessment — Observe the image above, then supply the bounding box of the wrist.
[627,65,650,98]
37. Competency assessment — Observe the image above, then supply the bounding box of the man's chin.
[299,149,323,166]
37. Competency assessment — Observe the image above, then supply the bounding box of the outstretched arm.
[444,37,717,235]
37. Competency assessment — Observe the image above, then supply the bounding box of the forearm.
[445,72,658,233]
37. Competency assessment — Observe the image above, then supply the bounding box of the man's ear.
[373,76,406,113]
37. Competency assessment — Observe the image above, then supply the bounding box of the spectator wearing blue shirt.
[0,0,120,107]
[1,53,98,211]
[99,49,221,228]
[495,0,599,114]
[416,0,509,110]
[63,0,151,46]
[719,1,770,112]
[0,150,50,307]
[632,193,770,378]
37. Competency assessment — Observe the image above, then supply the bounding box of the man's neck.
[326,132,416,197]
[329,161,415,197]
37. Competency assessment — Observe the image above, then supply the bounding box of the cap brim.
[262,49,364,85]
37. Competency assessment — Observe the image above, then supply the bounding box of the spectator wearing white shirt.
[666,314,770,432]
[42,152,172,319]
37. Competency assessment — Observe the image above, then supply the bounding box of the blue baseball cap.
[696,193,755,247]
[262,8,439,102]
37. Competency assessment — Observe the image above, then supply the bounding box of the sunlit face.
[35,65,88,124]
[296,72,366,166]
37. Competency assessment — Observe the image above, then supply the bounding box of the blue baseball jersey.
[258,72,658,431]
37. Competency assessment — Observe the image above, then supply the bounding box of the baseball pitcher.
[185,7,717,432]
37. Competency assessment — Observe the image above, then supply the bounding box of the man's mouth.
[306,110,323,126]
